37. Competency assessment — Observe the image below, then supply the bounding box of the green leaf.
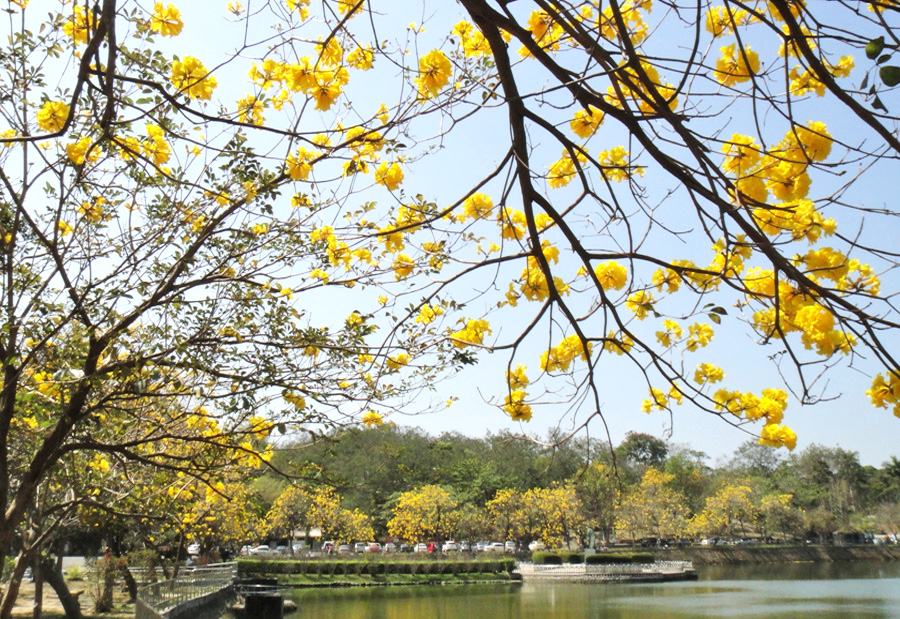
[873,95,888,111]
[277,423,286,435]
[860,73,869,90]
[867,36,885,60]
[878,53,893,65]
[708,313,721,325]
[879,65,900,86]
[710,306,728,316]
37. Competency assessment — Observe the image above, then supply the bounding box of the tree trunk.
[40,559,83,619]
[119,563,137,603]
[0,551,32,619]
[31,549,42,619]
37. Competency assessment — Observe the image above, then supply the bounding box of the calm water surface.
[278,562,900,618]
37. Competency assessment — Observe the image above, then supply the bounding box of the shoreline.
[650,544,900,565]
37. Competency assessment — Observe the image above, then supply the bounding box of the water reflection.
[223,562,900,618]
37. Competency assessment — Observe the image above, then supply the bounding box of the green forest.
[168,427,900,554]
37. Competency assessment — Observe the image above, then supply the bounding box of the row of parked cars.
[237,539,547,556]
[239,542,305,556]
[321,540,543,554]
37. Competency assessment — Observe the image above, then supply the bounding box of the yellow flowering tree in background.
[2,0,900,608]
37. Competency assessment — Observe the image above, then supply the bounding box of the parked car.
[486,542,505,552]
[354,542,367,553]
[291,541,305,553]
[248,544,270,555]
[442,541,458,552]
[187,543,201,556]
[240,545,253,556]
[399,544,412,553]
[475,541,489,552]
[505,541,516,553]
[528,540,546,552]
[366,542,382,553]
[274,545,290,555]
[337,544,352,554]
[459,541,471,552]
[413,543,429,553]
[383,543,397,553]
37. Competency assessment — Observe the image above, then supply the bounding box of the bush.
[531,551,562,565]
[585,552,654,564]
[64,564,86,581]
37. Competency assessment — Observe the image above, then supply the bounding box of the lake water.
[280,562,900,618]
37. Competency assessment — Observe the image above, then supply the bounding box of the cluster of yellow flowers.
[362,410,384,427]
[415,303,444,325]
[170,56,218,100]
[867,371,900,418]
[503,390,533,421]
[540,334,592,373]
[453,21,491,57]
[520,255,569,302]
[641,385,683,413]
[415,50,452,99]
[714,43,760,86]
[150,3,184,37]
[451,318,492,348]
[744,267,858,356]
[605,60,679,115]
[36,101,69,133]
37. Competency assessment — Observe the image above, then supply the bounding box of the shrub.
[531,551,562,565]
[64,565,86,582]
[585,552,654,564]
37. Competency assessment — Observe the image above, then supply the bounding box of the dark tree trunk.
[31,549,42,619]
[0,551,32,619]
[119,563,137,603]
[40,558,84,619]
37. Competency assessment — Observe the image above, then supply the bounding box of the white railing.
[135,562,236,619]
[517,560,695,579]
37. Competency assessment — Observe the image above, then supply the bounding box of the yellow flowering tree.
[387,485,460,543]
[3,1,900,607]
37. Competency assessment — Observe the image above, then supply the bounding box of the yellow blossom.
[36,101,69,133]
[362,410,384,427]
[415,50,452,99]
[593,261,628,290]
[504,390,533,421]
[694,363,725,385]
[625,290,654,319]
[392,254,415,279]
[150,3,184,37]
[715,43,760,86]
[451,318,491,348]
[171,56,218,100]
[375,162,404,190]
[386,352,409,369]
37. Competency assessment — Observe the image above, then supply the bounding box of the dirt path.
[5,580,132,618]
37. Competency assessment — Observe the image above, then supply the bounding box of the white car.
[442,541,458,552]
[248,544,271,555]
[528,540,545,552]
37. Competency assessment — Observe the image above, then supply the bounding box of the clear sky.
[143,0,900,468]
